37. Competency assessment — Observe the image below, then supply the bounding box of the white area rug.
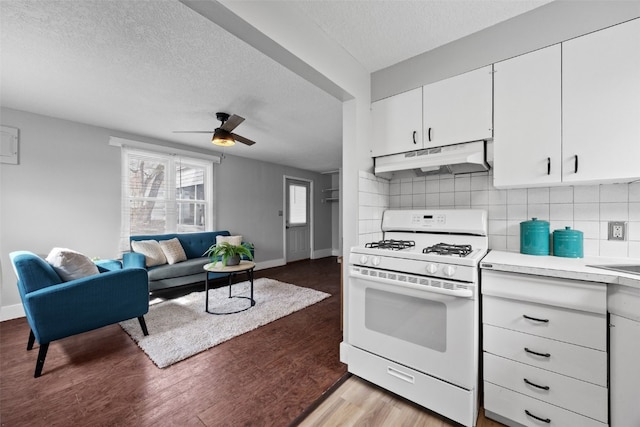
[120,278,330,368]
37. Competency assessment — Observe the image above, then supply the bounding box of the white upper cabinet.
[562,18,640,184]
[371,87,423,157]
[422,65,493,148]
[493,18,640,188]
[493,45,562,188]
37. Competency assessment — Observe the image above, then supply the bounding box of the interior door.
[285,178,310,262]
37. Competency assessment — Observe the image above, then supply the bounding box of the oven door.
[348,268,477,390]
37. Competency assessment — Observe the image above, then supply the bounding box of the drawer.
[347,345,476,427]
[483,295,606,350]
[484,324,607,386]
[484,353,608,422]
[484,381,607,427]
[482,270,606,314]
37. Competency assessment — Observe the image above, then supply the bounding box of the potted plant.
[204,241,254,266]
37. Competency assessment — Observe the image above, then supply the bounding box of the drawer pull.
[525,409,551,423]
[387,366,415,384]
[524,378,550,391]
[524,347,551,358]
[523,314,549,323]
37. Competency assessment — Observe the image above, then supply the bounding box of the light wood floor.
[298,375,504,427]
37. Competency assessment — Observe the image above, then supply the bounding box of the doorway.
[284,177,312,263]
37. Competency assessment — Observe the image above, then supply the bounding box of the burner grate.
[365,239,416,250]
[423,243,473,257]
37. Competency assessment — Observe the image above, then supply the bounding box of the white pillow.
[159,238,187,265]
[131,239,167,267]
[46,248,100,281]
[216,235,243,246]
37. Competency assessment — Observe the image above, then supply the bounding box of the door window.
[288,183,308,226]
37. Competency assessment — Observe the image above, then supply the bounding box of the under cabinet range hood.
[374,140,490,178]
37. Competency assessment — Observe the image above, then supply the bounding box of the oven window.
[364,288,446,352]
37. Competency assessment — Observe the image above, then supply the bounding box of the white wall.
[0,107,333,320]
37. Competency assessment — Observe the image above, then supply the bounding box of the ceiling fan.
[173,112,256,147]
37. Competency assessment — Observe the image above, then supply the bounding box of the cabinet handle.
[428,127,432,142]
[524,378,550,391]
[523,314,549,323]
[524,347,551,358]
[574,154,579,173]
[547,157,551,175]
[525,409,551,424]
[412,131,417,144]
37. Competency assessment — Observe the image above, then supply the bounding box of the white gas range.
[346,209,488,427]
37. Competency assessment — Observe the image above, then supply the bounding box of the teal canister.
[553,226,584,258]
[520,218,550,255]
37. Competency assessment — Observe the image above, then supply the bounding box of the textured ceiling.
[0,0,550,173]
[288,0,552,72]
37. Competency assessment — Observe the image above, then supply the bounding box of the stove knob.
[359,255,368,265]
[372,257,381,267]
[426,263,438,274]
[443,265,456,277]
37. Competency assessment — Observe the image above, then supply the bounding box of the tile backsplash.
[359,170,640,258]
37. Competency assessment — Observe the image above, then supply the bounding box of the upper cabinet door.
[493,45,562,188]
[562,18,640,184]
[371,87,423,157]
[423,65,493,148]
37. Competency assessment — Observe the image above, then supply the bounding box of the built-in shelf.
[322,170,340,202]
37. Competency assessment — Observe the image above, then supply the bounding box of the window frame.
[121,147,214,248]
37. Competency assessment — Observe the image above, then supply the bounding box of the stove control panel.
[411,213,446,227]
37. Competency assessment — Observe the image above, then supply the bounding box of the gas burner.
[365,239,416,250]
[423,243,473,257]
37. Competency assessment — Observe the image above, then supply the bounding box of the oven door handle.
[350,271,473,298]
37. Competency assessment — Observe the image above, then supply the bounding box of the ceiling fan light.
[212,129,235,147]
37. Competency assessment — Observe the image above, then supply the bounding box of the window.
[121,147,213,246]
[288,182,308,226]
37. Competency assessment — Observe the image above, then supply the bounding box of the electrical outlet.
[608,221,627,241]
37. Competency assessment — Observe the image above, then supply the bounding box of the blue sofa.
[123,231,253,292]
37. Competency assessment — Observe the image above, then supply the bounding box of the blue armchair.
[9,251,150,377]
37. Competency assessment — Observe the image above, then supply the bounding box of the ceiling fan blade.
[220,114,245,132]
[231,133,256,146]
[172,130,216,133]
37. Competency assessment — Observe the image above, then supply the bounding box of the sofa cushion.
[216,235,243,246]
[159,238,187,265]
[147,257,209,281]
[45,248,99,281]
[131,240,166,267]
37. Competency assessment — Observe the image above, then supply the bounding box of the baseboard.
[312,248,334,259]
[331,248,341,257]
[255,259,285,270]
[1,303,25,321]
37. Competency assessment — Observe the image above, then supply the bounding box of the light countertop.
[480,250,640,290]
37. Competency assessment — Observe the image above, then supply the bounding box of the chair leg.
[138,316,149,336]
[34,343,49,378]
[27,329,35,351]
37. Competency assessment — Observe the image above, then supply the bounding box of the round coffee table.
[203,261,256,315]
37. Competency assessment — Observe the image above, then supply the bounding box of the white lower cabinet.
[482,270,608,426]
[609,284,640,426]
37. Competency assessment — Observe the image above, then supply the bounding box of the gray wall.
[215,152,333,263]
[0,107,333,315]
[372,1,640,101]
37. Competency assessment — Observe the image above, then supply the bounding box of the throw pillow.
[46,248,100,281]
[216,235,243,246]
[159,238,187,265]
[131,240,167,267]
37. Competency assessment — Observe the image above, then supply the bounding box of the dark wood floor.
[0,257,346,426]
